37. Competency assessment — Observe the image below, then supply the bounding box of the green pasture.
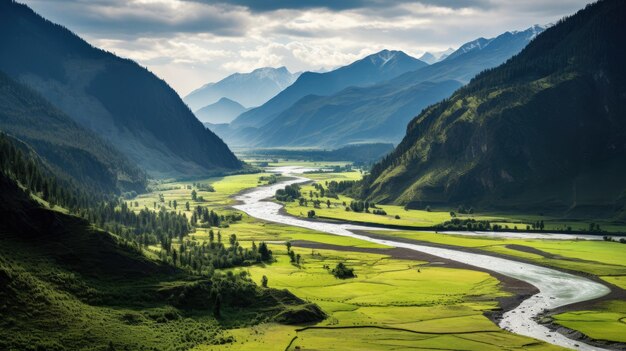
[553,300,626,343]
[203,246,562,351]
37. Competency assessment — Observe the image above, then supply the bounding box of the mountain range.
[184,67,300,111]
[418,48,454,64]
[195,97,248,124]
[218,25,544,149]
[230,50,428,130]
[361,0,626,216]
[0,1,241,178]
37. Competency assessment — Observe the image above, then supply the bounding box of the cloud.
[22,0,250,36]
[20,0,595,96]
[185,0,492,12]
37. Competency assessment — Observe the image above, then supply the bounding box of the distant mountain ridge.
[418,48,454,64]
[361,0,626,216]
[229,50,428,130]
[233,26,544,149]
[184,67,300,110]
[0,1,241,178]
[195,97,248,124]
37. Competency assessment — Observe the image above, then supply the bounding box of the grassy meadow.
[116,162,625,349]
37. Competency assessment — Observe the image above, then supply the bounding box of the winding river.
[234,167,612,351]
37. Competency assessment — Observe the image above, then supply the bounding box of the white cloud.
[21,0,594,96]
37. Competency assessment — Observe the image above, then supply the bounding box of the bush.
[331,262,355,279]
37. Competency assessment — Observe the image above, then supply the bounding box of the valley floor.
[132,161,625,350]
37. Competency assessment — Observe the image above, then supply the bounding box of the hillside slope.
[0,1,241,178]
[247,27,543,148]
[184,66,299,110]
[362,0,626,216]
[0,71,145,193]
[0,146,323,351]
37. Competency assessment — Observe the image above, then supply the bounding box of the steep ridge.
[0,70,145,193]
[0,1,241,178]
[184,66,299,110]
[362,0,626,216]
[246,26,543,148]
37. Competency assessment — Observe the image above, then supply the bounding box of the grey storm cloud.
[21,0,250,37]
[186,0,492,12]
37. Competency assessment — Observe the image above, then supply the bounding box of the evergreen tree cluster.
[190,205,242,228]
[0,133,108,211]
[275,184,301,202]
[162,234,273,274]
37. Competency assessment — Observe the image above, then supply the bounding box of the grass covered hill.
[0,0,241,178]
[0,70,145,194]
[362,0,626,216]
[0,145,324,351]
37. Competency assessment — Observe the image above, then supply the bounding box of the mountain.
[418,48,455,64]
[361,0,626,216]
[0,70,145,193]
[249,80,462,148]
[241,26,543,149]
[194,97,248,124]
[184,67,300,110]
[0,1,241,178]
[230,50,428,130]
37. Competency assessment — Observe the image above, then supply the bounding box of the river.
[233,167,611,351]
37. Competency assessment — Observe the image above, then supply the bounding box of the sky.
[21,0,594,97]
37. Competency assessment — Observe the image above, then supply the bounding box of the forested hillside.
[0,131,323,351]
[0,71,145,193]
[361,0,626,216]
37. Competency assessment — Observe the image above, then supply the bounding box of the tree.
[326,200,331,208]
[296,254,301,265]
[185,201,190,211]
[209,229,214,243]
[172,249,178,266]
[229,234,237,247]
[191,190,197,201]
[288,250,296,263]
[213,294,221,318]
[258,242,272,261]
[450,211,456,218]
[173,200,177,209]
[217,231,222,243]
[261,275,268,288]
[307,210,316,218]
[285,241,292,252]
[331,262,355,279]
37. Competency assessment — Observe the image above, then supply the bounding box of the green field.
[552,301,626,343]
[203,247,561,351]
[126,165,626,349]
[282,171,626,233]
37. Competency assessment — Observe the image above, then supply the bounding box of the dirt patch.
[506,244,560,259]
